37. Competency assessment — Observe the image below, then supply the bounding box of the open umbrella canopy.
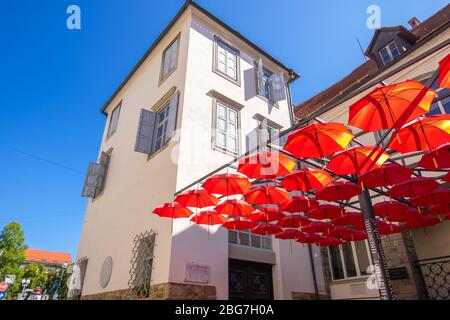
[317,237,344,247]
[411,189,450,207]
[215,199,254,217]
[377,221,403,235]
[275,229,303,240]
[373,201,409,218]
[223,217,255,230]
[418,143,450,169]
[237,152,296,179]
[244,185,289,205]
[359,163,413,188]
[342,230,367,242]
[308,204,346,220]
[438,54,450,89]
[327,146,390,176]
[387,114,450,154]
[302,221,332,234]
[427,203,450,215]
[251,223,283,236]
[283,122,354,159]
[328,226,354,238]
[444,172,450,183]
[279,196,319,213]
[332,212,364,228]
[175,189,220,208]
[277,214,311,228]
[386,207,422,223]
[404,215,441,229]
[153,202,193,219]
[249,208,285,223]
[201,173,252,196]
[389,177,440,198]
[348,80,436,132]
[280,168,333,192]
[190,210,227,225]
[296,233,325,244]
[316,181,362,201]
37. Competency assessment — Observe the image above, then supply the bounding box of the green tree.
[0,221,27,299]
[45,268,70,300]
[23,264,48,290]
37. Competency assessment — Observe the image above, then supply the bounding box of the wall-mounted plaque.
[185,262,210,284]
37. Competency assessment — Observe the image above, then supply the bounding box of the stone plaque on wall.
[185,262,210,284]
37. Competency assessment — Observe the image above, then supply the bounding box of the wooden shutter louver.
[135,109,157,155]
[81,163,100,198]
[270,73,287,103]
[256,58,265,96]
[94,152,110,197]
[166,91,180,140]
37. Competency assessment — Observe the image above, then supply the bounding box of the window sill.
[256,94,279,108]
[146,140,171,162]
[213,69,241,87]
[211,144,239,158]
[330,275,370,284]
[158,67,178,88]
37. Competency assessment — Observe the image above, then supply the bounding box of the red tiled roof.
[294,4,450,120]
[24,249,72,265]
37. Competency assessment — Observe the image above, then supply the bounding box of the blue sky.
[0,0,447,258]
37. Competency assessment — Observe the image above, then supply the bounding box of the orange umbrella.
[238,152,296,179]
[283,123,354,159]
[215,199,254,217]
[281,168,333,192]
[251,223,283,236]
[244,185,289,205]
[277,215,311,228]
[249,208,285,223]
[175,189,219,208]
[279,196,319,213]
[359,163,413,188]
[190,210,226,225]
[410,189,450,207]
[327,146,390,176]
[418,143,450,169]
[308,204,346,220]
[316,181,362,201]
[223,217,255,230]
[387,114,450,154]
[438,54,450,89]
[201,173,252,196]
[389,177,439,199]
[152,202,193,219]
[348,80,436,132]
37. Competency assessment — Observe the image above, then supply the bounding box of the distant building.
[23,249,72,271]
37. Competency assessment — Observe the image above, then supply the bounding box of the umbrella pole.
[290,239,293,254]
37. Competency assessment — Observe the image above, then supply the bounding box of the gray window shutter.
[270,73,287,102]
[166,91,180,140]
[277,132,288,148]
[81,163,100,198]
[135,109,156,155]
[258,119,270,149]
[94,152,110,197]
[256,58,264,96]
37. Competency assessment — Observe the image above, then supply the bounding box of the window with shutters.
[107,102,121,139]
[81,151,111,199]
[255,59,287,104]
[154,101,171,153]
[214,37,240,85]
[160,34,180,83]
[259,69,273,101]
[214,101,239,155]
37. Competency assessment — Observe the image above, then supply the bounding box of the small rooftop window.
[379,41,401,66]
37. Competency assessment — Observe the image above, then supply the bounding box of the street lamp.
[21,279,30,300]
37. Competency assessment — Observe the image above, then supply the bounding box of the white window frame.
[214,101,239,155]
[107,103,121,139]
[214,37,240,85]
[379,41,401,66]
[153,101,171,153]
[327,240,373,281]
[160,34,180,83]
[228,230,273,251]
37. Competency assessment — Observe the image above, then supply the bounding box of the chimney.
[408,17,421,29]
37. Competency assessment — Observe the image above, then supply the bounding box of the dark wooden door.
[229,259,274,300]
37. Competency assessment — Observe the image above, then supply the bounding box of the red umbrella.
[275,229,303,240]
[332,212,364,228]
[373,201,409,218]
[377,221,403,235]
[411,189,450,207]
[359,163,413,188]
[251,223,283,236]
[201,173,252,196]
[404,215,441,229]
[238,152,296,179]
[297,233,325,244]
[348,80,436,132]
[302,221,332,234]
[279,196,319,213]
[418,143,450,169]
[153,202,193,219]
[215,199,254,217]
[386,207,422,223]
[277,215,311,228]
[316,181,362,201]
[342,230,367,242]
[327,146,390,176]
[223,217,255,230]
[190,210,226,225]
[283,123,354,159]
[328,226,354,238]
[444,172,450,183]
[427,203,450,215]
[444,213,450,221]
[244,185,289,205]
[387,114,450,154]
[308,205,346,220]
[389,177,439,198]
[438,54,450,89]
[175,189,219,208]
[249,208,285,223]
[281,168,333,192]
[317,237,344,247]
